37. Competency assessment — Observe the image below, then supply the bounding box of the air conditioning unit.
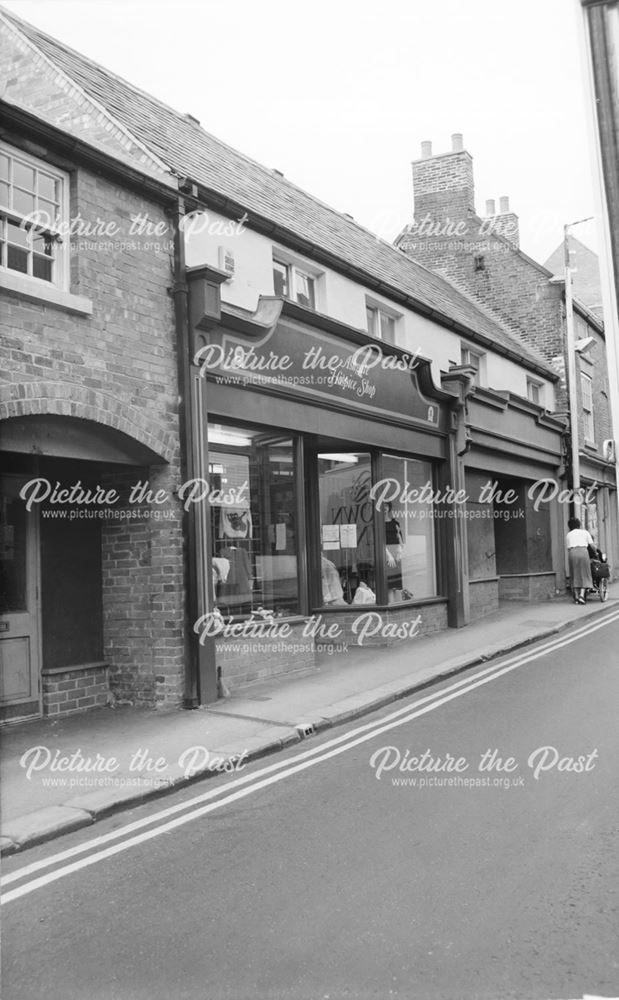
[218,246,235,277]
[602,438,616,462]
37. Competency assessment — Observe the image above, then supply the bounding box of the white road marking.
[3,608,619,905]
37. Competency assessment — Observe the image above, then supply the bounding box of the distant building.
[396,134,618,577]
[544,236,604,323]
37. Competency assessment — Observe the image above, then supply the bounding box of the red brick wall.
[1,147,185,710]
[42,665,109,716]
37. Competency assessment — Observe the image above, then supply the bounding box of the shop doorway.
[0,474,41,720]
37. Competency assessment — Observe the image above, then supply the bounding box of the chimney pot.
[499,196,510,213]
[485,199,496,216]
[421,141,433,159]
[451,133,464,152]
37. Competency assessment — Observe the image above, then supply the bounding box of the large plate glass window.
[318,453,376,606]
[208,423,300,617]
[380,455,437,602]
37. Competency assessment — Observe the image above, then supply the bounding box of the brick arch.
[0,381,176,464]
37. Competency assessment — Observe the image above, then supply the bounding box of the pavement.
[2,587,618,856]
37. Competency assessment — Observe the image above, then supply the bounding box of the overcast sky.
[3,0,600,263]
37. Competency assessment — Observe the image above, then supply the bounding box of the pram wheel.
[598,577,608,602]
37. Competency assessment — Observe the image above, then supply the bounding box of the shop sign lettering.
[195,320,440,425]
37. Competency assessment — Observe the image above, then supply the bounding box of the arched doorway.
[0,415,170,721]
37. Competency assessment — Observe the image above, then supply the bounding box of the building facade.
[0,11,574,717]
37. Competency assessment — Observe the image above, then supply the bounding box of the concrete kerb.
[0,805,94,854]
[0,728,303,856]
[1,603,615,858]
[296,624,573,733]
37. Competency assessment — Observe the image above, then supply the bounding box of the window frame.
[207,421,305,620]
[312,443,440,610]
[526,377,545,406]
[0,141,70,291]
[365,302,398,345]
[460,344,486,387]
[581,371,595,443]
[272,255,317,310]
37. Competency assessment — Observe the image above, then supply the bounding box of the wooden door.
[0,474,41,720]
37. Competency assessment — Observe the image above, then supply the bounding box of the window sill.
[0,270,93,316]
[42,661,108,676]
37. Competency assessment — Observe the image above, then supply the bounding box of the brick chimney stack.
[484,194,520,248]
[412,133,475,224]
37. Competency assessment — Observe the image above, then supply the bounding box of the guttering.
[0,100,179,205]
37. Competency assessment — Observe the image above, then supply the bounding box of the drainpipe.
[440,368,475,627]
[171,197,217,706]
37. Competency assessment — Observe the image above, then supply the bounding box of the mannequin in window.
[321,555,347,605]
[219,544,252,608]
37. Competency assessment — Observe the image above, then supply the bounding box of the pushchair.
[587,545,610,603]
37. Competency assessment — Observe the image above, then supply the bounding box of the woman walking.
[566,517,594,605]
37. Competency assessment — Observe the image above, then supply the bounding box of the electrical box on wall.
[218,246,235,277]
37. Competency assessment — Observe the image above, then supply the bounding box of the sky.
[2,0,601,263]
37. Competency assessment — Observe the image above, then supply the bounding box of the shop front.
[188,275,459,690]
[458,385,567,617]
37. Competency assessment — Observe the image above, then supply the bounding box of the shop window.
[0,142,68,288]
[208,423,300,617]
[318,453,376,606]
[381,455,437,602]
[366,303,397,344]
[317,452,438,607]
[272,258,316,309]
[581,372,594,442]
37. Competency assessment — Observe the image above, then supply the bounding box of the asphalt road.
[3,612,619,1000]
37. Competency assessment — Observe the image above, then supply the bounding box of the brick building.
[0,12,576,719]
[395,135,619,574]
[0,12,188,721]
[545,236,604,323]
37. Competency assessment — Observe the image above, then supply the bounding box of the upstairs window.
[0,143,68,287]
[366,304,396,344]
[527,378,544,406]
[581,372,594,442]
[461,345,485,386]
[273,258,316,309]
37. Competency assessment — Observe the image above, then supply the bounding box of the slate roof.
[0,6,557,380]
